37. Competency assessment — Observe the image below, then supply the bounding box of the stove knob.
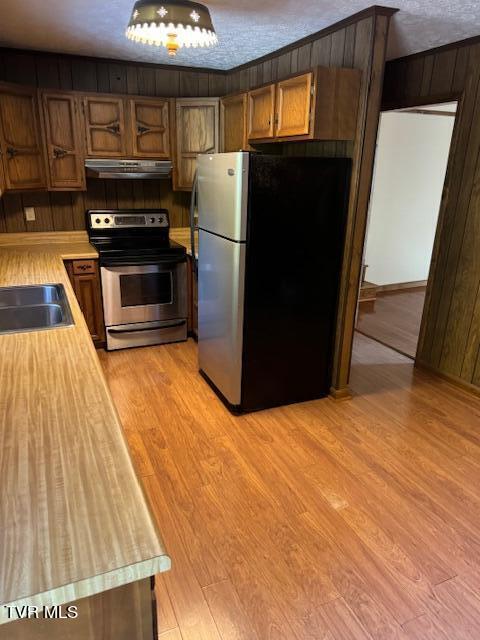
[158,217,164,224]
[95,218,101,224]
[150,217,155,223]
[104,218,110,224]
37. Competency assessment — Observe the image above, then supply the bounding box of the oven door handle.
[107,320,186,335]
[101,255,186,268]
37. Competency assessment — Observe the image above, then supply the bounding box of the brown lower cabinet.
[0,577,157,640]
[64,259,105,347]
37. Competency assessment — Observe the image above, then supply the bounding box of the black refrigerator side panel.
[240,155,351,412]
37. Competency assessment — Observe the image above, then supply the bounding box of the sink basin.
[0,284,74,335]
[0,284,61,308]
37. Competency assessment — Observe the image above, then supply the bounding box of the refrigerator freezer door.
[198,229,246,407]
[197,152,249,242]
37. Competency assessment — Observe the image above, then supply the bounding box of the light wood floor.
[99,334,480,640]
[356,289,426,358]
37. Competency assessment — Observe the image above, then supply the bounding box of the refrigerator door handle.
[190,169,198,276]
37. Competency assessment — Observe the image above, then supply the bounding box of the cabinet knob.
[137,125,150,135]
[6,146,18,158]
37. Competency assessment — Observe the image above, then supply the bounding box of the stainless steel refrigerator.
[196,151,351,413]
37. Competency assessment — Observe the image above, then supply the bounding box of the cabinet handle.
[53,147,67,158]
[106,123,120,134]
[6,146,18,158]
[137,125,150,134]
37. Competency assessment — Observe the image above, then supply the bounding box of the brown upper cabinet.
[129,98,170,158]
[82,94,172,160]
[221,93,249,152]
[83,95,128,157]
[0,83,47,191]
[174,98,219,191]
[247,85,276,141]
[41,91,86,191]
[275,73,312,138]
[246,67,361,143]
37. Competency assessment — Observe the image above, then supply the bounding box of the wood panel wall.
[226,6,396,393]
[382,38,480,392]
[0,9,395,393]
[0,48,228,232]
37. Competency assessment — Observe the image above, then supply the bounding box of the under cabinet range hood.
[85,158,172,179]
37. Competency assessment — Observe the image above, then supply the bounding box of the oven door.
[101,258,187,326]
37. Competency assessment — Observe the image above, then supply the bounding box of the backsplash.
[0,179,191,233]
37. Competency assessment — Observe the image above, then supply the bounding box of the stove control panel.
[89,211,169,230]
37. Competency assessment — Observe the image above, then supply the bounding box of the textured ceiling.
[0,1,478,70]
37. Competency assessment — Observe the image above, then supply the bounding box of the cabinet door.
[0,84,47,190]
[174,99,219,191]
[83,96,128,157]
[65,260,105,346]
[41,92,86,190]
[221,93,248,152]
[247,85,275,140]
[129,98,170,158]
[275,72,313,138]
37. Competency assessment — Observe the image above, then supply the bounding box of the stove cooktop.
[86,209,186,265]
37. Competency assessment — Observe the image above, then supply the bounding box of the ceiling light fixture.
[126,0,218,57]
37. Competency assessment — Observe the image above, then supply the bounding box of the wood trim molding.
[329,386,352,400]
[0,8,399,79]
[228,6,399,73]
[415,359,480,399]
[0,46,228,76]
[385,32,480,66]
[382,91,462,112]
[401,109,456,117]
[331,11,394,395]
[376,279,428,292]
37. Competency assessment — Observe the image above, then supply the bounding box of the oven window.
[120,272,172,307]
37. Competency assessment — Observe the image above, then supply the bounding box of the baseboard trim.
[415,359,480,399]
[329,385,352,400]
[377,280,427,293]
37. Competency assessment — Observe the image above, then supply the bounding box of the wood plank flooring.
[356,289,426,358]
[99,333,480,640]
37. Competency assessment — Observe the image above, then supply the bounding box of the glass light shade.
[126,0,218,56]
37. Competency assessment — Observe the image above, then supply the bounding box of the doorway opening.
[356,101,458,359]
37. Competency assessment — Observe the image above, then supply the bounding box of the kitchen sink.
[0,284,74,334]
[0,284,62,308]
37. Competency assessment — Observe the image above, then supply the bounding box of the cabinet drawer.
[72,259,96,275]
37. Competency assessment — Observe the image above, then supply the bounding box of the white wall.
[364,110,455,286]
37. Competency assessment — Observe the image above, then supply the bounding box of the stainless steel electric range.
[87,209,188,351]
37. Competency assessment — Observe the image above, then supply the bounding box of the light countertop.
[170,227,198,258]
[0,231,170,624]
